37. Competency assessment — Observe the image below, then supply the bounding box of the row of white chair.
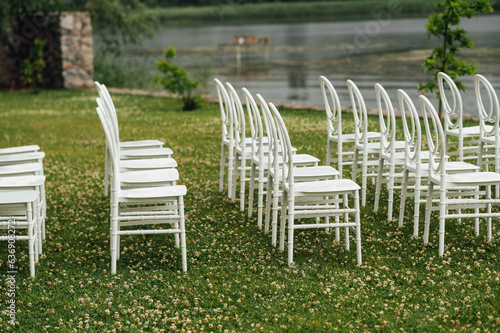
[320,73,500,257]
[0,145,46,277]
[216,79,362,266]
[94,82,187,274]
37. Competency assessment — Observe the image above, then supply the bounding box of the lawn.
[0,89,499,332]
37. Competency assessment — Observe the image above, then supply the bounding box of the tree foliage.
[155,46,201,111]
[418,0,493,116]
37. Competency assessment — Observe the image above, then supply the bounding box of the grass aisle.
[0,89,499,331]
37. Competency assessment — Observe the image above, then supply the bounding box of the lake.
[127,14,500,116]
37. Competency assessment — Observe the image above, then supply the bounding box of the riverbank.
[148,0,441,25]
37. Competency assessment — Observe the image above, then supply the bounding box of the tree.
[155,46,201,111]
[418,0,493,118]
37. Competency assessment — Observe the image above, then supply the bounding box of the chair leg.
[264,174,273,234]
[179,196,187,272]
[413,174,422,238]
[487,185,492,242]
[280,191,287,252]
[271,179,280,246]
[27,202,36,277]
[227,146,234,199]
[361,152,368,206]
[398,169,408,229]
[352,148,359,182]
[387,161,396,222]
[248,163,256,217]
[338,141,343,177]
[354,190,362,266]
[257,168,265,228]
[287,196,295,266]
[373,157,384,212]
[219,144,226,192]
[239,155,246,211]
[424,181,434,245]
[231,152,239,202]
[438,188,446,257]
[111,202,119,275]
[326,139,332,167]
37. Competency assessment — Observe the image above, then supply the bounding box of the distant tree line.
[142,0,373,7]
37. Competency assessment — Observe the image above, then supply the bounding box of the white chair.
[421,95,500,256]
[95,82,172,195]
[476,74,500,182]
[0,190,40,277]
[214,79,235,196]
[438,72,492,162]
[269,102,362,266]
[398,90,478,237]
[226,82,252,210]
[0,151,47,241]
[244,89,319,228]
[320,76,379,176]
[261,96,340,246]
[348,80,382,206]
[96,102,187,274]
[373,84,406,221]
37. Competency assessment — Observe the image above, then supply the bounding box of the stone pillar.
[0,11,93,89]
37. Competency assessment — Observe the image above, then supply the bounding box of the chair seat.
[119,158,177,172]
[329,131,380,142]
[119,140,164,149]
[0,145,40,155]
[406,161,480,175]
[0,152,45,164]
[271,165,340,179]
[121,169,179,184]
[120,185,187,200]
[120,147,173,159]
[431,171,500,186]
[0,163,41,176]
[0,175,45,187]
[446,125,492,137]
[290,179,360,196]
[0,190,38,204]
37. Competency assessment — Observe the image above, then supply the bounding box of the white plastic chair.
[262,97,340,246]
[476,74,500,187]
[270,102,362,266]
[96,102,187,274]
[0,151,47,241]
[373,84,406,221]
[438,72,492,162]
[226,82,253,210]
[320,76,379,176]
[0,190,40,277]
[397,90,478,237]
[244,89,319,228]
[214,79,236,197]
[421,95,500,256]
[348,80,382,206]
[95,82,172,195]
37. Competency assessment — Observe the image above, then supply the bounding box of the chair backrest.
[375,83,397,156]
[226,82,246,152]
[242,88,266,162]
[214,79,233,144]
[420,95,446,177]
[257,94,279,171]
[438,72,463,132]
[475,74,500,139]
[269,102,294,187]
[95,82,121,149]
[347,80,370,146]
[96,98,120,190]
[319,76,342,138]
[398,89,421,167]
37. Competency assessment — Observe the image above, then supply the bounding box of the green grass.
[150,0,442,25]
[0,89,499,331]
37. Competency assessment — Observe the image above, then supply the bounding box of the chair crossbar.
[292,222,358,230]
[115,228,181,236]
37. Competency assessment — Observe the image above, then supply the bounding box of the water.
[128,14,500,116]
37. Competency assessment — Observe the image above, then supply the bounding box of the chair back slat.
[420,95,446,176]
[320,76,341,137]
[398,89,421,166]
[438,72,463,131]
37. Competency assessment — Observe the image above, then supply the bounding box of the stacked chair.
[94,83,187,274]
[0,145,47,277]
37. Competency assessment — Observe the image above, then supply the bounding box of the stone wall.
[0,12,93,89]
